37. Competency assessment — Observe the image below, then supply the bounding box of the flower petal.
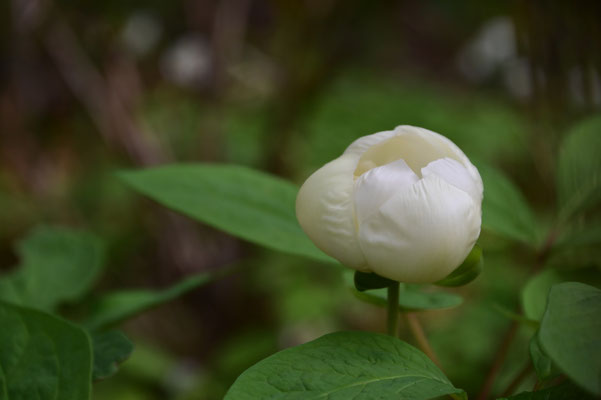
[296,155,367,270]
[347,126,482,188]
[421,157,483,203]
[354,159,419,224]
[357,175,481,283]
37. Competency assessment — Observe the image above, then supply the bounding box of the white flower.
[296,125,483,283]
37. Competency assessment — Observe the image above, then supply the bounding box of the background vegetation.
[1,1,600,399]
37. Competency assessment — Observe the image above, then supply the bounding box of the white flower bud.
[296,125,483,283]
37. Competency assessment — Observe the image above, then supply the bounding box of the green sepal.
[354,271,397,292]
[435,245,483,287]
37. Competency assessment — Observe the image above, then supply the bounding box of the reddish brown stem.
[404,313,443,370]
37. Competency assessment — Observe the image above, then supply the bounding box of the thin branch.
[404,312,443,370]
[500,362,533,397]
[476,321,519,400]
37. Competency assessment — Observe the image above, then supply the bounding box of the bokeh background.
[1,0,600,399]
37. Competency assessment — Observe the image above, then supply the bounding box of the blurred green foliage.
[2,0,601,398]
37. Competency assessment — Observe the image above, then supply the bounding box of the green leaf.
[0,225,106,311]
[521,269,564,322]
[556,223,601,249]
[83,272,212,331]
[521,268,601,321]
[92,330,134,380]
[557,114,601,219]
[0,301,92,399]
[353,271,396,292]
[119,164,335,264]
[529,334,559,381]
[539,282,601,395]
[225,331,466,400]
[344,271,463,311]
[478,164,540,246]
[499,382,595,399]
[435,245,483,287]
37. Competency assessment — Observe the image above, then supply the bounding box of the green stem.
[387,282,400,336]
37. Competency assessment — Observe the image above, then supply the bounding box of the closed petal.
[346,126,482,190]
[296,155,367,270]
[422,157,483,203]
[357,175,481,283]
[354,159,419,224]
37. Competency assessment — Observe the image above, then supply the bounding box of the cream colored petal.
[354,159,419,224]
[296,154,367,270]
[346,126,483,191]
[421,157,483,203]
[357,175,481,283]
[344,129,398,157]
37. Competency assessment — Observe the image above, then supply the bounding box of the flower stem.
[387,282,400,336]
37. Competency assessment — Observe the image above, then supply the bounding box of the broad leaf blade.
[539,282,601,395]
[0,226,105,311]
[0,301,93,399]
[225,331,466,400]
[83,272,212,331]
[557,114,601,219]
[478,164,540,246]
[92,330,134,380]
[119,164,335,264]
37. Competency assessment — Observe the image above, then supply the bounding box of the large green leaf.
[119,164,335,264]
[0,301,93,399]
[92,330,134,381]
[0,226,105,311]
[83,272,212,331]
[225,331,466,400]
[539,282,601,395]
[478,164,540,246]
[500,382,595,399]
[557,115,601,219]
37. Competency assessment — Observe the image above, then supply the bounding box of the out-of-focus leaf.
[83,272,212,331]
[436,245,483,287]
[0,226,105,311]
[529,334,560,381]
[539,282,601,395]
[556,223,601,249]
[301,73,529,173]
[119,164,335,264]
[0,301,92,399]
[344,271,463,311]
[521,269,564,322]
[225,331,466,400]
[557,114,601,219]
[478,164,540,246]
[499,382,595,399]
[92,330,134,380]
[521,268,601,321]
